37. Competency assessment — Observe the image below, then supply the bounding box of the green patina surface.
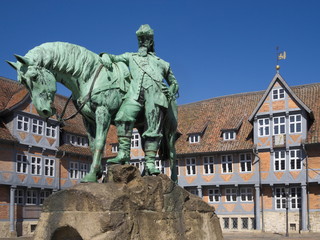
[7,24,179,183]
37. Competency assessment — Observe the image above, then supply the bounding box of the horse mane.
[25,42,100,81]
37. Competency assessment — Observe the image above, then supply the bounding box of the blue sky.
[1,0,320,105]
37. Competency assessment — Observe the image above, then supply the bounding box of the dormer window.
[223,131,236,141]
[66,134,88,147]
[272,88,285,100]
[111,143,119,153]
[189,134,200,143]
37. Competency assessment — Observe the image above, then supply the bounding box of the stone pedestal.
[34,165,223,240]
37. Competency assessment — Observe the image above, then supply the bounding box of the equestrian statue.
[7,24,179,183]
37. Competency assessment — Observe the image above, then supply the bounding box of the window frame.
[240,187,253,202]
[186,157,196,176]
[69,162,79,179]
[275,187,286,210]
[289,114,302,134]
[208,188,220,203]
[131,133,140,148]
[79,163,89,179]
[221,155,233,173]
[30,156,42,175]
[26,189,38,205]
[31,118,44,135]
[258,118,270,137]
[189,134,200,143]
[44,158,55,177]
[45,122,57,138]
[239,153,252,172]
[223,131,236,141]
[225,188,237,202]
[272,88,285,100]
[17,114,29,132]
[273,116,286,135]
[274,150,286,171]
[290,187,301,209]
[289,149,302,171]
[16,154,28,174]
[203,156,214,175]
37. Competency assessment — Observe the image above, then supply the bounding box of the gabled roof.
[176,81,320,155]
[248,73,313,122]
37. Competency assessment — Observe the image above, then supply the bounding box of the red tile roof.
[176,83,320,155]
[0,77,24,111]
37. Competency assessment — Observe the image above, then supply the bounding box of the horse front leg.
[81,106,111,183]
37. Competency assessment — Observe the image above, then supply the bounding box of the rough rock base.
[34,165,223,240]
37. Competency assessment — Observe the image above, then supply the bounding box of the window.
[111,144,118,153]
[290,150,302,170]
[223,218,229,229]
[231,218,238,229]
[32,119,44,135]
[251,218,256,230]
[240,153,252,172]
[241,218,249,229]
[26,190,37,205]
[272,88,285,100]
[186,158,196,175]
[240,187,253,202]
[17,115,29,132]
[70,162,79,179]
[16,154,28,173]
[155,160,165,174]
[31,156,41,175]
[131,161,142,172]
[258,118,270,136]
[189,134,200,143]
[79,163,89,178]
[222,155,233,173]
[203,156,214,174]
[208,188,220,203]
[45,122,56,138]
[290,187,301,209]
[274,150,286,171]
[15,189,24,205]
[188,188,198,196]
[273,116,286,135]
[275,187,286,210]
[131,133,140,148]
[223,131,236,140]
[44,158,55,177]
[289,115,302,133]
[226,188,237,202]
[39,190,51,205]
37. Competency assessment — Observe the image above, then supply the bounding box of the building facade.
[173,73,320,233]
[0,77,94,237]
[0,72,319,237]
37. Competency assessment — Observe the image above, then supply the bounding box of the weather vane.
[276,46,286,72]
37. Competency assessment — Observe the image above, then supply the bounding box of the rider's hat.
[136,24,154,38]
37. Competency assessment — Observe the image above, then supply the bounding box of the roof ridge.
[179,82,320,107]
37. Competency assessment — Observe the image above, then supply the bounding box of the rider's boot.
[144,137,161,175]
[107,122,133,165]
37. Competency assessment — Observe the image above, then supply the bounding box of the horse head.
[7,55,57,119]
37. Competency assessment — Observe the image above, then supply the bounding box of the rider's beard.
[138,46,148,57]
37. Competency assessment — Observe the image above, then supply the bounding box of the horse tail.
[160,99,178,183]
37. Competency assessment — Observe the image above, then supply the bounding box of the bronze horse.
[7,42,177,182]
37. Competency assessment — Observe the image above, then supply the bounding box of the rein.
[56,64,104,125]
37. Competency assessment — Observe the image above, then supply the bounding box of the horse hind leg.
[81,106,111,183]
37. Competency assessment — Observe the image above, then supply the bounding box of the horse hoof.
[80,173,97,183]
